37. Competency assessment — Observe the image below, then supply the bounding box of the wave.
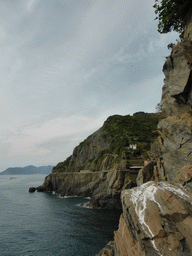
[59,195,79,199]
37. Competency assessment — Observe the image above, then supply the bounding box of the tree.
[153,0,192,37]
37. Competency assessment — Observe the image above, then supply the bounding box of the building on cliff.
[129,144,137,150]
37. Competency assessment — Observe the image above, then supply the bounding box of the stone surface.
[113,181,192,256]
[156,39,192,183]
[177,164,192,183]
[136,162,154,186]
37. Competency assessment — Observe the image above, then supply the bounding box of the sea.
[0,174,120,256]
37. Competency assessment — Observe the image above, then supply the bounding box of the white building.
[129,144,137,150]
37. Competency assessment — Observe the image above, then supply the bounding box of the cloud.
[26,0,40,11]
[0,0,179,171]
[5,113,104,156]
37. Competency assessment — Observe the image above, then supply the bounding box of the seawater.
[0,175,120,256]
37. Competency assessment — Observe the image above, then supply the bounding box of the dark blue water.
[0,175,120,256]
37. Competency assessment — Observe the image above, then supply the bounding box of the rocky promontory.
[34,113,159,210]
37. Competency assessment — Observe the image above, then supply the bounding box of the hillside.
[33,112,160,210]
[0,165,53,175]
[53,112,160,173]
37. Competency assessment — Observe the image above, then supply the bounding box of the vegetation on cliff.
[153,0,192,37]
[52,112,160,173]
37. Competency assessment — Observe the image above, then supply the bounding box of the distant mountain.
[0,165,53,175]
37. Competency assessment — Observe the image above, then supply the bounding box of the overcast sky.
[0,0,179,172]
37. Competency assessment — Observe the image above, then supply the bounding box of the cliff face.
[115,181,192,256]
[35,114,159,209]
[111,39,192,256]
[156,39,192,184]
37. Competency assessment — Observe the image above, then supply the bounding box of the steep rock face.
[37,170,137,210]
[157,39,192,183]
[135,39,192,185]
[114,181,192,256]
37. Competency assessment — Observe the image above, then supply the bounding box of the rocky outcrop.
[114,181,192,255]
[36,170,137,210]
[155,39,192,184]
[136,162,155,186]
[28,187,36,192]
[96,241,115,256]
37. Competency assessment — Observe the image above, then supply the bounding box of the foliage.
[102,113,160,161]
[153,0,192,37]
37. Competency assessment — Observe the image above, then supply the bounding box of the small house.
[129,144,137,150]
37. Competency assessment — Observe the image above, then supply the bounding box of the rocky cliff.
[34,113,159,210]
[114,181,192,256]
[103,38,192,256]
[52,113,159,174]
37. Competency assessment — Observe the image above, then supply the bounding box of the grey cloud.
[0,0,179,171]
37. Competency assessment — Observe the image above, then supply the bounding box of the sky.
[0,0,179,172]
